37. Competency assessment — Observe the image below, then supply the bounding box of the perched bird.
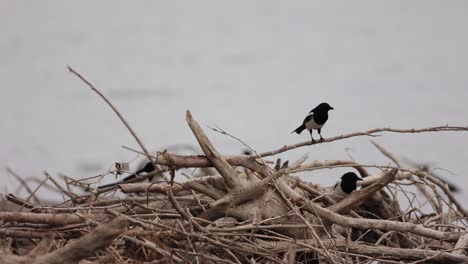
[330,172,363,201]
[97,161,156,189]
[292,102,334,142]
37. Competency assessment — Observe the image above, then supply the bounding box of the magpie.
[330,172,363,201]
[97,161,156,189]
[292,102,334,142]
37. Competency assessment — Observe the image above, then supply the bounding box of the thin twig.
[67,65,154,165]
[259,125,468,157]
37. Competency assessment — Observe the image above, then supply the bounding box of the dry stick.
[167,188,208,233]
[208,157,306,208]
[6,168,41,204]
[259,239,468,263]
[27,235,54,258]
[124,145,269,177]
[170,249,235,264]
[85,216,183,262]
[2,220,125,263]
[183,181,225,200]
[5,194,36,210]
[420,176,445,224]
[422,172,468,218]
[370,140,402,167]
[25,174,50,206]
[185,110,243,190]
[121,235,183,262]
[276,180,461,241]
[67,66,154,165]
[258,125,468,158]
[0,228,81,239]
[454,232,468,255]
[107,210,186,262]
[117,176,224,196]
[44,171,78,201]
[209,125,272,173]
[33,217,128,264]
[0,212,107,225]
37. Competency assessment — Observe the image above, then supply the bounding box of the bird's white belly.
[326,179,348,201]
[305,118,322,130]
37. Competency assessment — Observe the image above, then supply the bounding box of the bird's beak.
[330,107,334,110]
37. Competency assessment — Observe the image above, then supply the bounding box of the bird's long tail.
[291,124,306,134]
[97,162,156,189]
[97,173,137,189]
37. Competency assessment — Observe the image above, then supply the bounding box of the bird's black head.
[340,172,363,194]
[313,102,334,112]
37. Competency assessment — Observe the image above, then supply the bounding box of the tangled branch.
[2,67,467,263]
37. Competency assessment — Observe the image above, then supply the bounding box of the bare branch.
[259,239,468,263]
[0,212,107,225]
[259,125,468,157]
[67,66,154,165]
[186,110,244,189]
[34,217,128,264]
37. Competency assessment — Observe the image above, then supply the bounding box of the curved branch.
[0,212,107,225]
[34,217,128,264]
[258,125,468,157]
[259,239,468,263]
[118,174,224,195]
[68,66,154,165]
[186,111,244,189]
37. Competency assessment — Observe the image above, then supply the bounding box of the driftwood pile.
[1,112,467,263]
[1,68,467,263]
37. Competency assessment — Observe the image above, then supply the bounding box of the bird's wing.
[310,103,321,113]
[330,179,348,201]
[97,174,135,189]
[303,112,313,123]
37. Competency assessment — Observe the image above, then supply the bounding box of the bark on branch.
[185,110,244,190]
[2,217,128,264]
[259,239,468,263]
[0,212,107,225]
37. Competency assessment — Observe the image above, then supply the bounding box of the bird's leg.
[318,128,324,142]
[309,130,315,143]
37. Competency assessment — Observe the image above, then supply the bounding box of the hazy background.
[1,1,467,202]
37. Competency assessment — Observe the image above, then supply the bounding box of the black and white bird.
[330,172,363,201]
[97,161,156,189]
[292,102,334,142]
